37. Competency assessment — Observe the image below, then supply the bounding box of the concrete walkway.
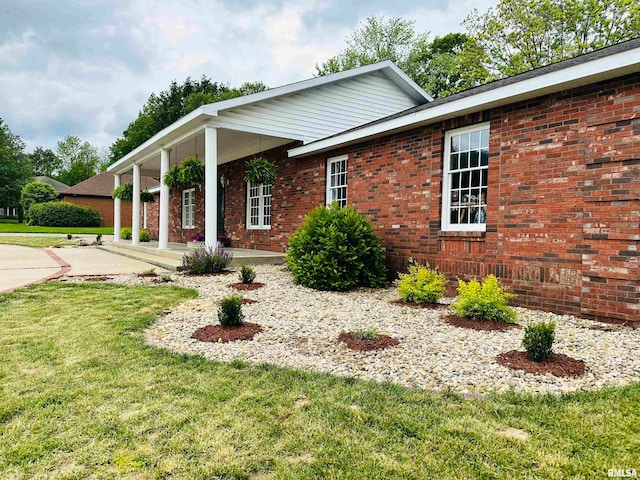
[0,245,167,292]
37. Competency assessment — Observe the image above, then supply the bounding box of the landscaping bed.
[105,265,639,395]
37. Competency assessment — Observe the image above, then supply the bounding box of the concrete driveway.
[0,245,167,292]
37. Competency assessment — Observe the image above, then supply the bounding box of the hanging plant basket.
[112,183,155,203]
[112,183,133,201]
[163,157,205,189]
[140,190,155,203]
[244,157,276,185]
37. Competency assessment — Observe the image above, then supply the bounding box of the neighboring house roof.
[60,171,160,198]
[108,60,432,174]
[289,37,640,157]
[33,176,69,193]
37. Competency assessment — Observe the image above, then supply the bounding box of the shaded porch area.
[99,240,285,272]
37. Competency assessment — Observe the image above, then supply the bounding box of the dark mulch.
[137,272,158,278]
[81,275,110,282]
[444,314,521,332]
[242,298,258,304]
[389,299,448,310]
[496,350,586,377]
[191,322,263,343]
[338,331,400,352]
[184,270,234,277]
[229,282,265,291]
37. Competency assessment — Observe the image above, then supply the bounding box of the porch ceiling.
[123,128,294,176]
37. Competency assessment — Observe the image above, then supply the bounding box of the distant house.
[108,38,640,325]
[59,171,159,227]
[0,176,69,218]
[33,176,70,194]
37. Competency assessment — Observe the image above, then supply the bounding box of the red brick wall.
[151,73,640,324]
[59,195,134,227]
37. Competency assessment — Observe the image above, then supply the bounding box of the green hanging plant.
[244,157,276,185]
[163,164,182,188]
[112,183,133,201]
[140,190,155,203]
[163,157,205,189]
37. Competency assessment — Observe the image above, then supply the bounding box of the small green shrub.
[160,274,172,283]
[352,328,380,341]
[286,204,387,291]
[120,227,132,240]
[397,263,446,304]
[239,264,256,284]
[139,229,151,242]
[453,275,517,323]
[21,182,59,222]
[181,247,233,274]
[28,202,101,227]
[218,294,244,327]
[67,234,73,240]
[523,321,556,362]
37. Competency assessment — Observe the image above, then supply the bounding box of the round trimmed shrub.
[28,202,101,227]
[21,182,59,222]
[523,321,556,362]
[286,204,387,291]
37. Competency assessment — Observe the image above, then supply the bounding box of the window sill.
[438,230,486,238]
[246,226,271,231]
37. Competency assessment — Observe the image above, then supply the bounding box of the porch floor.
[98,241,285,272]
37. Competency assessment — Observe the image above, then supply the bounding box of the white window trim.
[246,182,272,230]
[182,188,195,230]
[325,154,348,207]
[441,122,490,232]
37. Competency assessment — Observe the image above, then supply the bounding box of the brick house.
[59,171,159,227]
[108,40,640,324]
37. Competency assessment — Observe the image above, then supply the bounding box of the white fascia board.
[209,120,306,141]
[147,186,161,194]
[288,47,640,158]
[209,60,431,113]
[107,107,212,174]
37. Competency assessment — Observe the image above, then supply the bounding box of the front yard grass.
[0,236,76,248]
[0,282,638,479]
[0,223,113,234]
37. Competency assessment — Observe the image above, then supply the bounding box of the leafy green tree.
[29,147,61,177]
[316,16,423,75]
[461,0,640,83]
[0,118,32,219]
[56,136,100,186]
[108,77,268,165]
[21,181,58,222]
[315,16,469,98]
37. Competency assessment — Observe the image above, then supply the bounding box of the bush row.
[28,202,101,227]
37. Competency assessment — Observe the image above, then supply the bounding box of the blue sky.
[0,0,496,153]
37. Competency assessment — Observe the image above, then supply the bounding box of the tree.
[108,77,268,165]
[56,136,100,186]
[29,147,61,177]
[0,118,32,219]
[461,0,640,83]
[21,181,58,222]
[315,16,469,98]
[316,16,422,75]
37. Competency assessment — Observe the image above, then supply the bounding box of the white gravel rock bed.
[103,266,638,395]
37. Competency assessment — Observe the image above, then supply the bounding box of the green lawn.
[0,283,638,479]
[0,236,76,248]
[0,223,113,234]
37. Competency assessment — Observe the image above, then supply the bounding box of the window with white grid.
[182,188,195,229]
[442,123,489,232]
[246,183,272,229]
[326,155,348,207]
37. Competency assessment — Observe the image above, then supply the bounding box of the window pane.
[450,153,458,171]
[470,150,479,168]
[460,133,469,151]
[460,152,468,169]
[480,129,489,149]
[461,171,470,188]
[481,169,488,187]
[471,131,480,150]
[471,170,480,188]
[452,172,460,189]
[480,149,489,166]
[451,136,459,153]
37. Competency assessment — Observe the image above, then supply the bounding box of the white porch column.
[204,126,218,249]
[132,163,141,245]
[113,173,121,242]
[158,148,170,250]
